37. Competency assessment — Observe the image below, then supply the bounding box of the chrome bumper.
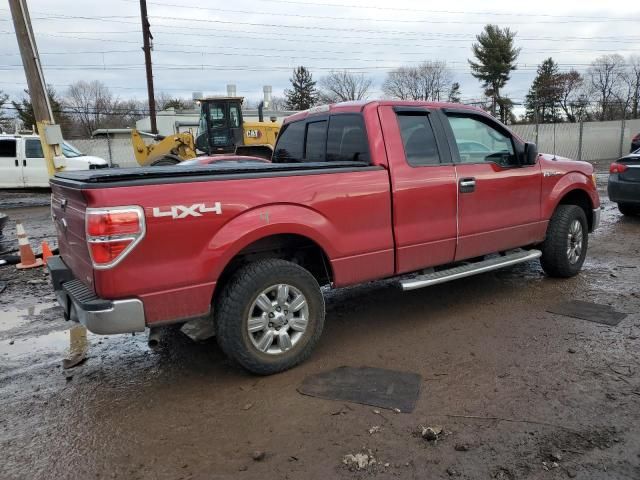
[48,256,146,335]
[592,208,601,232]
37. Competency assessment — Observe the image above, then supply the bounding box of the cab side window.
[447,115,516,167]
[396,113,441,166]
[0,139,17,158]
[25,139,44,158]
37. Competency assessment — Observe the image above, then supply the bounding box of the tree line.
[2,24,639,136]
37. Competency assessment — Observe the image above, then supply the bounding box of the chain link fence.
[511,118,640,165]
[68,118,640,170]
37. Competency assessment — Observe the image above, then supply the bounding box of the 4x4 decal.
[152,202,222,219]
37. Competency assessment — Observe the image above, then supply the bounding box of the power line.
[237,0,640,22]
[124,0,640,22]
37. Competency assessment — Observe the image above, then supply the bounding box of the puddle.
[0,302,60,333]
[0,329,70,359]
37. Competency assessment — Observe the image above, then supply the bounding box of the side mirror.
[523,142,538,165]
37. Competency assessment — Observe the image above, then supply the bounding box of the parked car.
[47,101,600,375]
[631,133,640,153]
[608,149,640,215]
[0,134,108,188]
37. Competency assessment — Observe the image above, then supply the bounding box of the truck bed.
[51,161,372,188]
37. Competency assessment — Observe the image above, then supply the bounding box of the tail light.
[86,206,145,269]
[610,163,628,174]
[632,133,640,142]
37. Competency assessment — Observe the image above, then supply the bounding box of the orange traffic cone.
[41,241,53,265]
[16,221,44,269]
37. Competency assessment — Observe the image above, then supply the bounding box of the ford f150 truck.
[47,101,600,375]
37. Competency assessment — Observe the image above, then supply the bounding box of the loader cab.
[196,97,244,155]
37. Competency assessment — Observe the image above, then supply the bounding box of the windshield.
[62,142,83,158]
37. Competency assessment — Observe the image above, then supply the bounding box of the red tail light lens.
[610,163,628,174]
[86,207,145,269]
[632,133,640,142]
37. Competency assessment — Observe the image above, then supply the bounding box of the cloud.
[1,0,639,109]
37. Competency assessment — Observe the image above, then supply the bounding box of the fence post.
[105,129,113,167]
[577,120,583,161]
[619,118,626,158]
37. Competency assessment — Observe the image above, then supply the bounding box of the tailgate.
[50,183,94,291]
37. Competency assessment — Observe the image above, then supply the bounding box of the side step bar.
[400,249,542,291]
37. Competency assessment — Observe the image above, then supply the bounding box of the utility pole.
[139,0,157,134]
[9,0,64,177]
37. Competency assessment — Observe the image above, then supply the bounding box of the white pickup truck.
[0,134,108,188]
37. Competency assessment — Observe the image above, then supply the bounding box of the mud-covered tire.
[215,259,325,375]
[618,203,640,216]
[540,205,588,278]
[149,154,181,166]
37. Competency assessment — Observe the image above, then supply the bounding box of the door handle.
[15,159,18,167]
[23,159,26,167]
[459,177,476,193]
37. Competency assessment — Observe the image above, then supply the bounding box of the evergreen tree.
[0,90,11,132]
[284,66,318,110]
[524,58,563,123]
[469,24,520,123]
[447,82,461,103]
[11,86,71,135]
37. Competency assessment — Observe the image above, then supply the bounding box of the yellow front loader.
[133,97,280,166]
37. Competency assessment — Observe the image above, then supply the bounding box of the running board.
[400,249,542,291]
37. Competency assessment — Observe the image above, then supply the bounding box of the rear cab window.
[273,114,369,164]
[396,113,442,166]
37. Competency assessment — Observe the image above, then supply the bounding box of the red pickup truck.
[48,101,600,374]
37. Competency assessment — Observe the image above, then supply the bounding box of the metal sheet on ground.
[547,300,627,326]
[297,366,421,412]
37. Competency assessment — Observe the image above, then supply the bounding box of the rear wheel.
[618,203,640,216]
[215,259,325,375]
[540,205,588,278]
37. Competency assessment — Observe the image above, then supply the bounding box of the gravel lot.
[0,185,639,480]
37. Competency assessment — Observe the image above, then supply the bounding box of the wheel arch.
[545,173,597,232]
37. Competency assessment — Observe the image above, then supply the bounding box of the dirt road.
[1,189,639,480]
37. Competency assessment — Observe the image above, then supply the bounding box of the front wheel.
[215,259,325,375]
[540,205,588,278]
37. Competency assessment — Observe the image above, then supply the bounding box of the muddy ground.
[1,182,639,480]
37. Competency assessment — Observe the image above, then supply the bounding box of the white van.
[0,134,108,188]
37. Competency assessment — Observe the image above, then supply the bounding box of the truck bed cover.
[51,161,374,188]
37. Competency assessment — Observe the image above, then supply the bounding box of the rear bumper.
[608,175,640,205]
[47,255,146,334]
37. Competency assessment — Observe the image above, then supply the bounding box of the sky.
[1,0,640,113]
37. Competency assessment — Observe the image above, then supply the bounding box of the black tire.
[149,154,181,166]
[540,205,588,278]
[215,259,325,375]
[618,203,640,216]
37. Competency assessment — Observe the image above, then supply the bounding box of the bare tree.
[155,92,195,111]
[64,80,116,136]
[64,81,148,136]
[269,95,288,110]
[383,61,453,101]
[556,70,584,122]
[587,54,628,120]
[318,70,372,103]
[626,55,640,119]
